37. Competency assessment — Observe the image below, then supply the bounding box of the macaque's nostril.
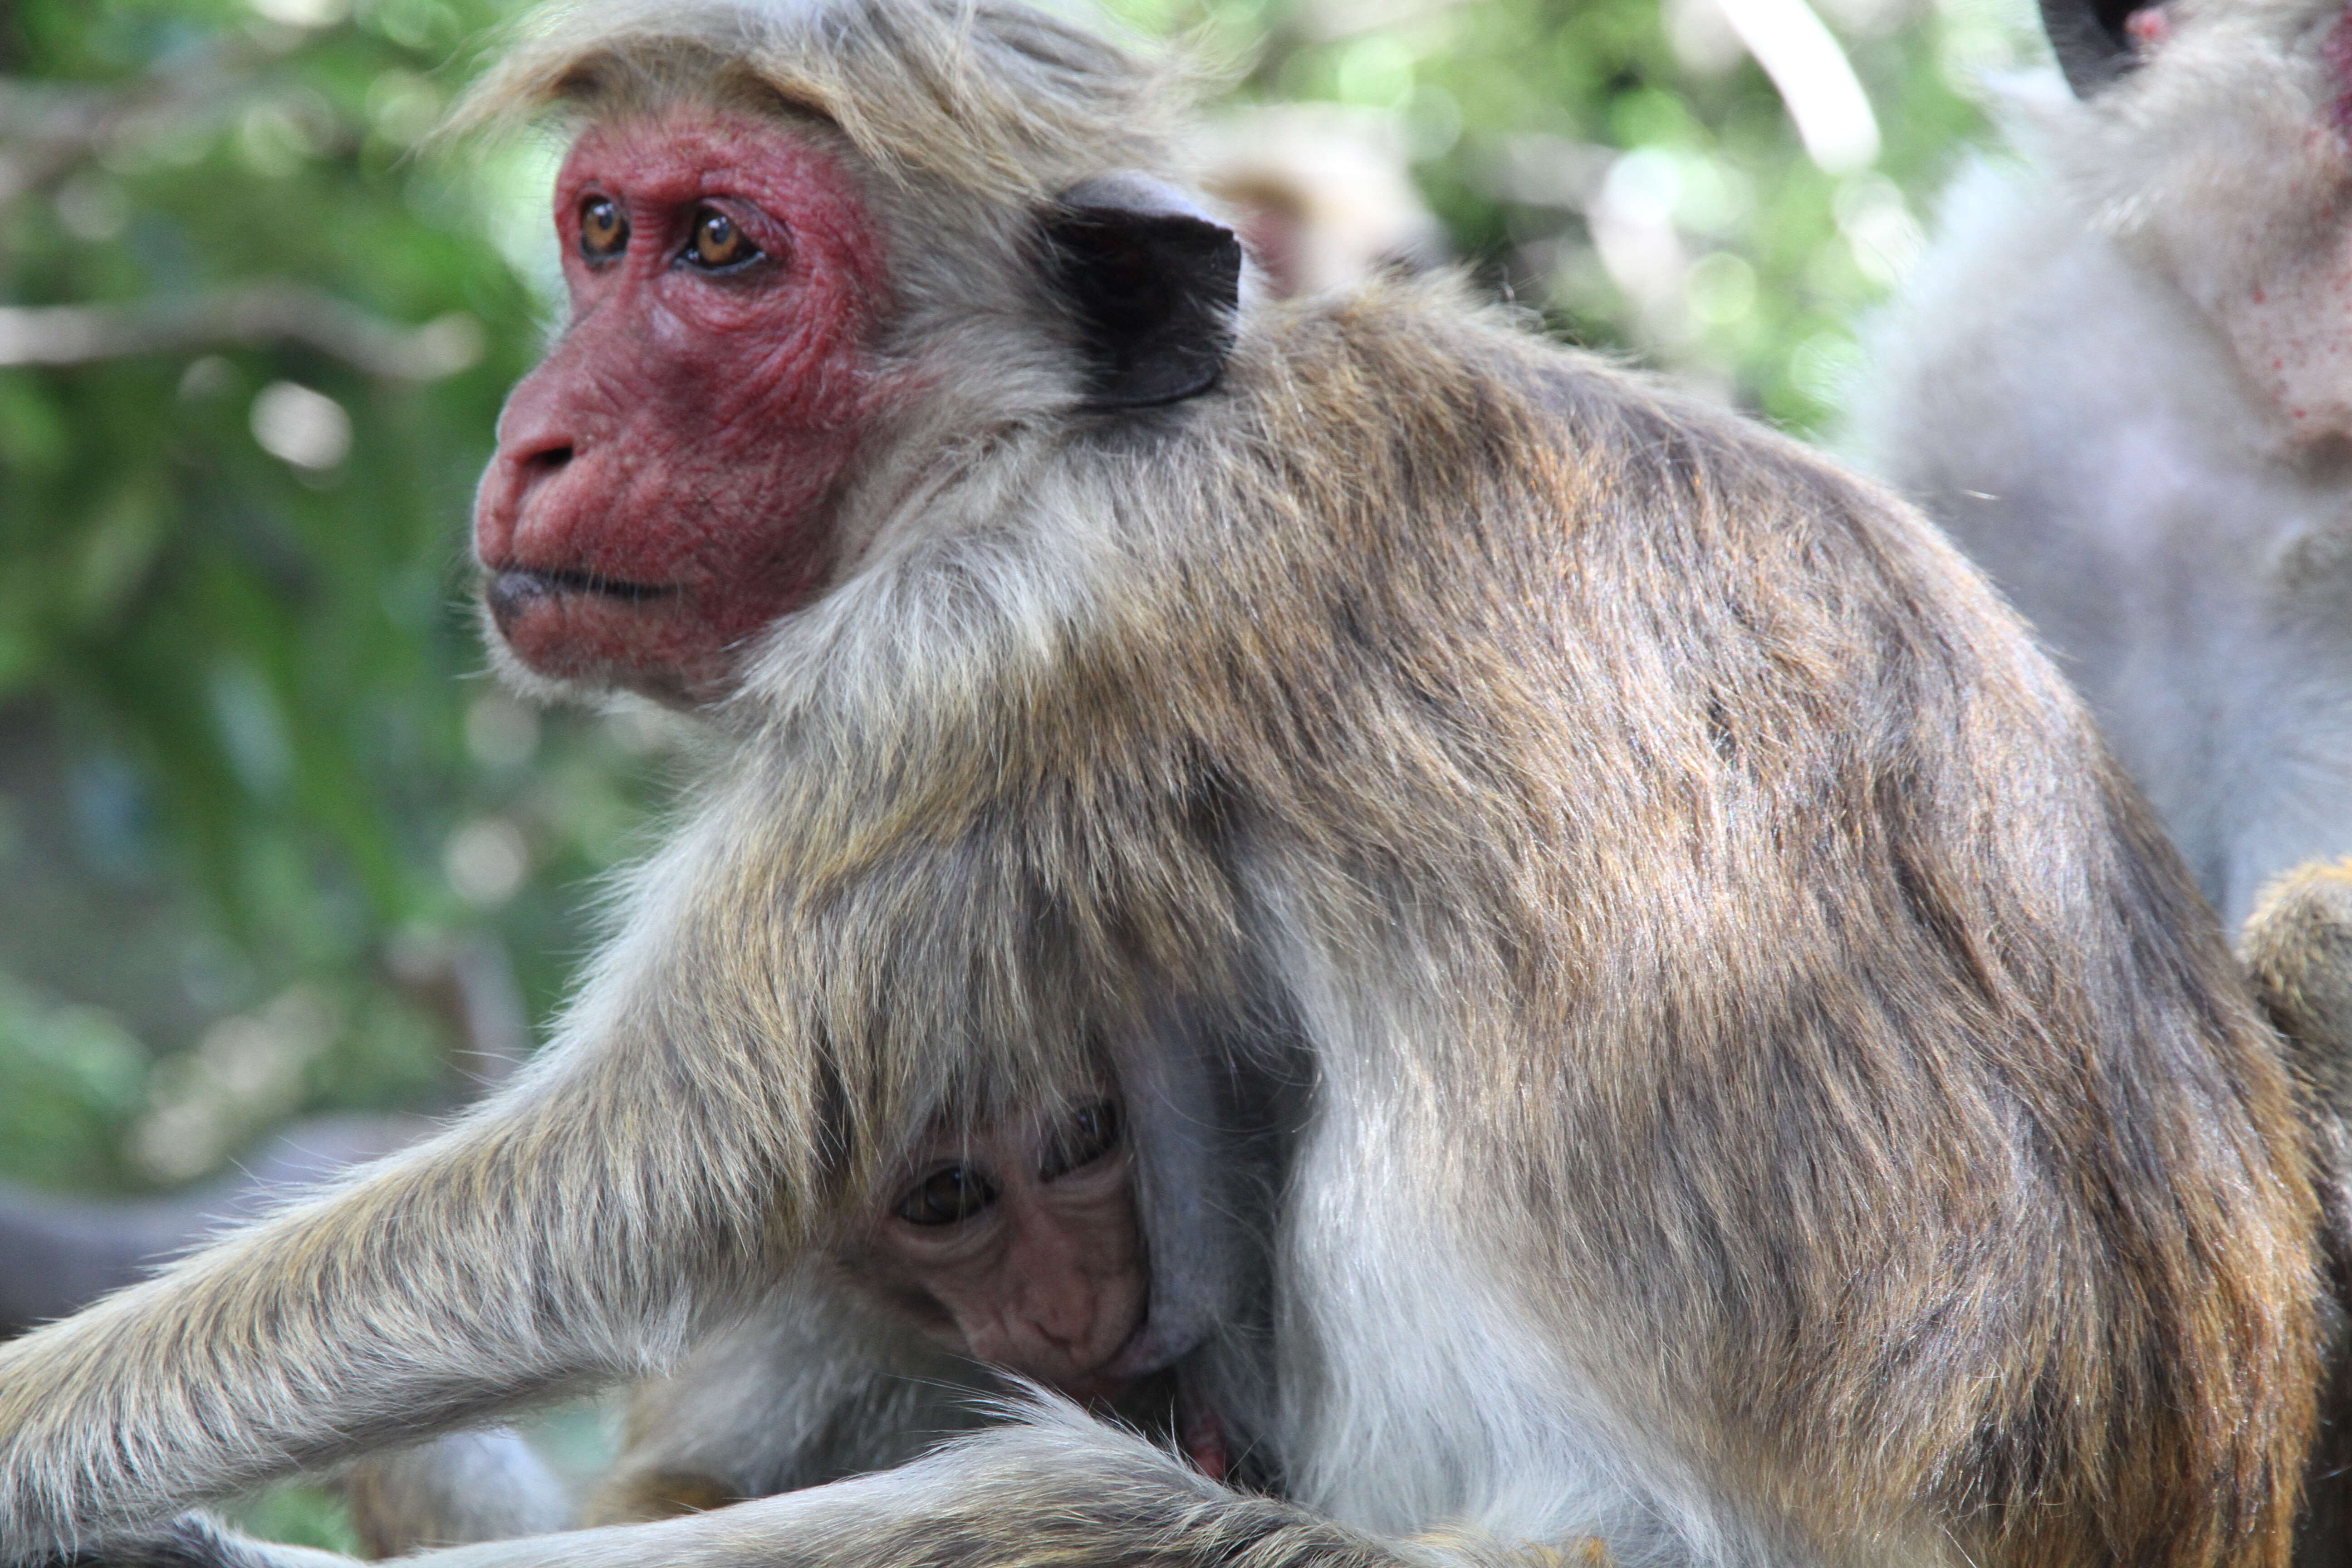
[530,445,575,472]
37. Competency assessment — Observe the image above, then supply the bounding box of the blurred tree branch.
[0,285,483,378]
[0,51,249,205]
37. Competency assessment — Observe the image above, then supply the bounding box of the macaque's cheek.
[480,373,875,696]
[2166,131,2352,446]
[485,448,838,693]
[2124,67,2352,446]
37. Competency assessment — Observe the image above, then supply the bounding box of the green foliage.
[225,1482,363,1556]
[0,0,669,1197]
[0,975,152,1188]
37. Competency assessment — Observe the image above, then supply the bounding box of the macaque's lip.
[483,564,683,617]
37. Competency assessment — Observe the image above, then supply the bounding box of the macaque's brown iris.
[579,196,628,260]
[687,206,760,270]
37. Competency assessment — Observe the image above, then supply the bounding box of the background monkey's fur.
[0,2,2329,1566]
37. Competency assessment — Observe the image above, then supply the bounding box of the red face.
[473,108,900,702]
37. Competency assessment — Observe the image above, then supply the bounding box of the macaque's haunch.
[0,2,2327,1567]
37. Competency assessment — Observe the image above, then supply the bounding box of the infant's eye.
[683,205,761,271]
[578,196,629,261]
[1039,1101,1122,1181]
[895,1165,998,1226]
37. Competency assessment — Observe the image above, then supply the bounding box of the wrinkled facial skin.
[474,108,900,703]
[850,1104,1147,1403]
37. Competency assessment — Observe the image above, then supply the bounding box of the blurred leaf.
[0,975,152,1189]
[225,1483,363,1555]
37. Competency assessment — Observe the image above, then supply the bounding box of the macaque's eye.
[895,1165,998,1226]
[579,196,629,262]
[1039,1100,1122,1181]
[683,205,762,271]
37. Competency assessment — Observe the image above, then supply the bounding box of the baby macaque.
[847,1100,1142,1401]
[845,1099,1229,1479]
[586,1094,1231,1529]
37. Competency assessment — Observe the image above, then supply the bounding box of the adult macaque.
[1848,0,2352,931]
[0,2,2328,1568]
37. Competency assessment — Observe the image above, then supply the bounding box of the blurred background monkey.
[1851,0,2352,932]
[0,2,2328,1568]
[1194,105,1446,300]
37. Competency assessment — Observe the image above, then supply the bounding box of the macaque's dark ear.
[1045,175,1241,411]
[2040,0,2143,95]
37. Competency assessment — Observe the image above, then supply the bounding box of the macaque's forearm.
[0,1064,768,1558]
[307,1415,1511,1568]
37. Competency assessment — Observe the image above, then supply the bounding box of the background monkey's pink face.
[473,108,899,702]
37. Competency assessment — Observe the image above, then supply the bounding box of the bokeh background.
[0,0,2046,1544]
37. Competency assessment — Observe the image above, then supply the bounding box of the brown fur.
[2248,862,2352,1093]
